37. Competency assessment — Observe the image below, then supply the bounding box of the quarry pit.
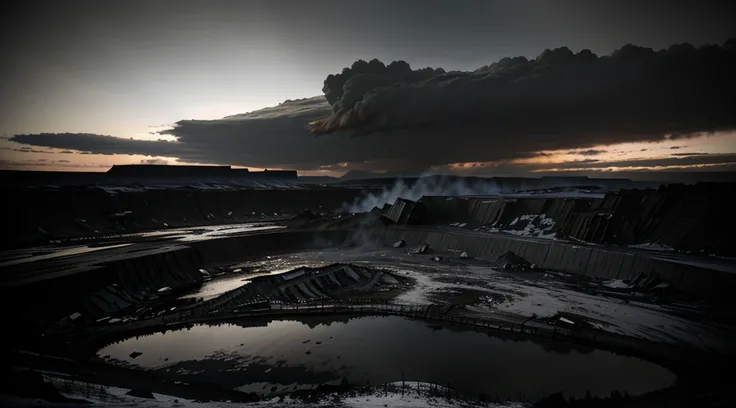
[3,179,736,406]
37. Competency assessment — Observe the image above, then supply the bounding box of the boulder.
[126,388,155,399]
[496,251,532,271]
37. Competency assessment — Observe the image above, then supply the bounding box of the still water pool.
[99,315,675,400]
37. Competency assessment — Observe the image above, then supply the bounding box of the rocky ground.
[230,245,733,355]
[4,225,735,407]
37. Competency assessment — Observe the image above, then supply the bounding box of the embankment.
[0,229,355,336]
[417,183,736,255]
[5,223,735,354]
[375,226,736,301]
[1,245,204,336]
[3,188,366,248]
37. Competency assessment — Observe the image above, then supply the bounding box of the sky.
[1,0,735,177]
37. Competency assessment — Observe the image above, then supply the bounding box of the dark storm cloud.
[0,160,46,167]
[311,41,736,155]
[571,159,600,164]
[9,99,344,169]
[568,149,607,156]
[321,59,445,110]
[163,38,736,170]
[0,159,108,169]
[9,39,736,172]
[531,153,736,170]
[13,148,54,154]
[10,133,190,157]
[140,158,169,165]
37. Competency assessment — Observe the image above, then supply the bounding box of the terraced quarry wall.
[418,183,736,255]
[1,230,355,326]
[4,223,734,347]
[1,245,205,329]
[188,229,353,265]
[378,226,736,300]
[4,188,366,248]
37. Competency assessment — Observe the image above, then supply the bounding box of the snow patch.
[602,279,633,289]
[501,214,556,239]
[15,375,524,408]
[629,243,674,251]
[342,390,523,408]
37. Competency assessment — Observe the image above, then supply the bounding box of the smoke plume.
[345,175,501,213]
[311,40,736,142]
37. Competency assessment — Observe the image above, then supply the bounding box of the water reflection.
[99,315,675,400]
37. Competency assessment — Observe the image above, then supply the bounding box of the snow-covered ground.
[452,213,558,239]
[502,191,605,199]
[501,214,556,239]
[240,248,732,353]
[0,379,527,408]
[628,243,675,252]
[8,247,727,407]
[477,277,730,352]
[602,279,632,289]
[340,391,526,408]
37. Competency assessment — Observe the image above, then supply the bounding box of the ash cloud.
[570,149,607,156]
[534,153,736,170]
[140,158,170,165]
[9,39,736,173]
[13,148,53,154]
[568,158,600,164]
[10,133,189,157]
[311,39,736,153]
[320,59,445,123]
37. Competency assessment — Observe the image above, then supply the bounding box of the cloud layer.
[9,39,736,173]
[311,41,736,146]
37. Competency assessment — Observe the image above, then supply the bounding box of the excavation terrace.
[2,174,736,406]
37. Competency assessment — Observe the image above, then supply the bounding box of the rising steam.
[344,175,501,213]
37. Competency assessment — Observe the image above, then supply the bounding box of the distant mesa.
[105,164,297,180]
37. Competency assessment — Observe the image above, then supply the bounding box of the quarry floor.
[4,223,732,355]
[221,245,733,354]
[3,222,736,406]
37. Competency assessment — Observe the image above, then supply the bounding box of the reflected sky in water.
[99,315,675,400]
